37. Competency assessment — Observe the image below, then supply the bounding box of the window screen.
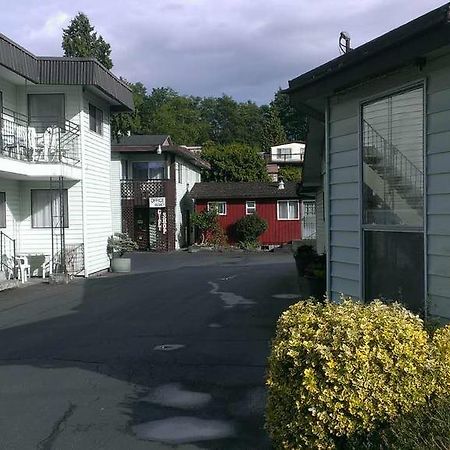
[246,201,256,215]
[278,200,299,220]
[362,87,424,228]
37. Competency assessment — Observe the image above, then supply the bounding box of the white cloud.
[0,0,446,103]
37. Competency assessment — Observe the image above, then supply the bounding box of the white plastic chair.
[41,255,53,279]
[16,255,30,283]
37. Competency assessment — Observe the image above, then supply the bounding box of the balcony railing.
[0,108,81,166]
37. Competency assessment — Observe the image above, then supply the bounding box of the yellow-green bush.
[266,299,447,450]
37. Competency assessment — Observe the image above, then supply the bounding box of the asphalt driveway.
[0,251,300,449]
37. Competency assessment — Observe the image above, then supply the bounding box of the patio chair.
[41,255,53,279]
[15,255,30,283]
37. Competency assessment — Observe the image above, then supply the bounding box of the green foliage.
[107,233,138,258]
[271,89,308,142]
[278,166,302,182]
[191,210,219,245]
[266,299,450,449]
[260,107,287,151]
[62,12,113,69]
[201,143,270,182]
[234,214,268,247]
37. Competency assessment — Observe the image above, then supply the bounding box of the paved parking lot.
[0,251,300,449]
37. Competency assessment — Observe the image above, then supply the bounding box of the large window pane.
[362,87,424,227]
[31,189,68,228]
[365,231,424,313]
[28,94,65,131]
[132,162,165,180]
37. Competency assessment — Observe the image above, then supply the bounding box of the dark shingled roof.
[190,182,300,200]
[111,135,210,170]
[111,134,171,147]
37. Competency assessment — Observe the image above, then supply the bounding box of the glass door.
[362,86,425,312]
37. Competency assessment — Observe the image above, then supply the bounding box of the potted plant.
[107,233,138,273]
[293,245,326,299]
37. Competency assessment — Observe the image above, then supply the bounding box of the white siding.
[81,92,112,275]
[175,158,201,248]
[0,179,20,239]
[110,155,122,233]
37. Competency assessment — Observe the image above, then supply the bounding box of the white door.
[301,200,316,240]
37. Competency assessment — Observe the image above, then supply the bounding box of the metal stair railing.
[363,120,424,203]
[0,231,16,279]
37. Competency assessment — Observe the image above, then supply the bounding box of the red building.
[190,181,305,246]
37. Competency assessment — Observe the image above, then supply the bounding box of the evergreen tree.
[260,107,287,151]
[62,12,113,69]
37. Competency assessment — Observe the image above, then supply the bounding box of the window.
[31,189,69,228]
[121,160,129,180]
[208,201,227,215]
[177,163,183,183]
[246,201,256,215]
[0,192,6,228]
[28,94,65,131]
[89,104,103,135]
[132,162,165,180]
[277,200,299,220]
[277,147,292,161]
[362,86,425,310]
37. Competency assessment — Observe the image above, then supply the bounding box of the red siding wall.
[195,199,301,245]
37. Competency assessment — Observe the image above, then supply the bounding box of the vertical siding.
[328,96,361,300]
[110,156,122,233]
[0,77,18,111]
[426,64,450,318]
[81,92,112,275]
[195,199,300,245]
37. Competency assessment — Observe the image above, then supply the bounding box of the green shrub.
[107,232,138,258]
[266,299,439,449]
[234,214,267,247]
[192,209,219,245]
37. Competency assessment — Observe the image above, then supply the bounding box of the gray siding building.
[287,4,450,318]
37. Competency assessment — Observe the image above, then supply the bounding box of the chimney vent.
[278,179,285,190]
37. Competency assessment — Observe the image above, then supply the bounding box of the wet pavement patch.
[153,344,185,351]
[208,282,256,308]
[142,383,212,410]
[208,323,222,328]
[132,416,235,444]
[272,293,300,300]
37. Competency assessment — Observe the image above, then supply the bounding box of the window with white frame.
[0,192,6,228]
[89,103,103,135]
[277,147,292,161]
[207,201,227,215]
[246,201,256,215]
[277,200,299,220]
[31,189,69,228]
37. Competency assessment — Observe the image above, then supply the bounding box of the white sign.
[149,197,166,208]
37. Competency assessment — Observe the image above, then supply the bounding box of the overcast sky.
[2,0,445,104]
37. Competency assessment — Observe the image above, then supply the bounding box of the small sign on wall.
[149,197,166,208]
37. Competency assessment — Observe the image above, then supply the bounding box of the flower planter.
[110,257,131,273]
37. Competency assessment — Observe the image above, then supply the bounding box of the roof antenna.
[339,31,352,54]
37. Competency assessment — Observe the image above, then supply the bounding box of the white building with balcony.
[0,34,133,281]
[264,142,305,182]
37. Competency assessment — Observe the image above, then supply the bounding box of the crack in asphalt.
[37,402,77,450]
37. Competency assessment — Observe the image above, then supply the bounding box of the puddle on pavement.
[153,344,185,351]
[208,323,222,328]
[272,294,300,300]
[208,282,256,308]
[143,383,212,410]
[132,416,235,444]
[220,275,237,281]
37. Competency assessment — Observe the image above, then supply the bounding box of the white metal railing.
[0,108,81,165]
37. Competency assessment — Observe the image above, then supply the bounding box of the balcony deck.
[0,108,81,168]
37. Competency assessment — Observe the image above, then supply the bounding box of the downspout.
[325,97,331,301]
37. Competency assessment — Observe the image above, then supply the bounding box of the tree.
[279,166,303,182]
[191,210,219,245]
[201,143,270,182]
[62,12,113,69]
[111,82,148,140]
[271,89,308,142]
[260,106,287,151]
